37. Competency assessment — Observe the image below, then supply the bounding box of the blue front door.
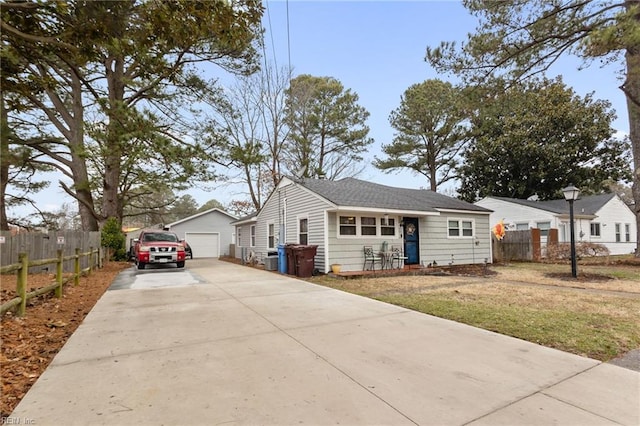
[403,217,419,265]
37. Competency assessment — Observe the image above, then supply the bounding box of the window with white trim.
[448,219,474,238]
[237,228,242,246]
[299,217,308,244]
[536,221,551,237]
[615,223,621,242]
[339,216,356,235]
[625,224,630,242]
[361,217,377,236]
[337,215,397,237]
[381,217,395,236]
[250,225,256,247]
[267,222,275,249]
[590,223,601,237]
[515,223,529,230]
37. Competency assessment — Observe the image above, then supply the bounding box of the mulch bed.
[1,262,131,417]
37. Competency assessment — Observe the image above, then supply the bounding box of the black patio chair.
[391,246,408,269]
[363,246,383,271]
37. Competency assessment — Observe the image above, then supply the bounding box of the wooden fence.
[0,247,103,317]
[0,230,101,273]
[492,228,559,262]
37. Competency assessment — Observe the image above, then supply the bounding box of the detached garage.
[165,208,237,259]
[184,232,220,258]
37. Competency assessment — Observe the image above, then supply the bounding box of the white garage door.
[185,233,220,258]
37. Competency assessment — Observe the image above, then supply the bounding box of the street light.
[562,184,580,278]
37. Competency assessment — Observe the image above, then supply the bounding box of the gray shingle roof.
[297,177,490,213]
[491,193,616,215]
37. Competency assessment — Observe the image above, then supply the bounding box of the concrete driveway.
[10,259,640,425]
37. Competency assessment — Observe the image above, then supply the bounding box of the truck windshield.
[143,233,178,242]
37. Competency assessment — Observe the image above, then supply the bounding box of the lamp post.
[562,185,580,278]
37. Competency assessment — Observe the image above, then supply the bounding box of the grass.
[307,262,640,361]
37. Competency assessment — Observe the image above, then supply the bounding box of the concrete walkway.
[10,259,640,425]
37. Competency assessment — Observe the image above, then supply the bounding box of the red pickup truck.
[133,230,186,270]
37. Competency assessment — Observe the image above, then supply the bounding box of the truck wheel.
[177,261,185,268]
[137,262,146,270]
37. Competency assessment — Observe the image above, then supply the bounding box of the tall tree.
[458,78,631,202]
[1,0,263,229]
[83,0,263,225]
[167,195,199,223]
[426,0,640,253]
[197,199,225,212]
[374,79,469,191]
[0,0,93,230]
[284,74,373,180]
[201,64,290,211]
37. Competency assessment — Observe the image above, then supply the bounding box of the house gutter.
[327,206,439,216]
[436,208,492,215]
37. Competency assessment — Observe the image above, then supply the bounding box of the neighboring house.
[475,194,637,256]
[230,212,258,260]
[236,177,492,273]
[164,208,237,258]
[124,224,162,254]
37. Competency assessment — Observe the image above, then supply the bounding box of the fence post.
[74,247,81,285]
[17,252,28,316]
[89,246,94,274]
[55,249,63,298]
[531,229,541,261]
[98,246,103,268]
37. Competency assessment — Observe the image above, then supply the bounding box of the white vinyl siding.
[256,180,330,271]
[423,214,491,266]
[327,212,404,272]
[476,195,637,256]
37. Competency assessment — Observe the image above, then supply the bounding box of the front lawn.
[307,262,640,361]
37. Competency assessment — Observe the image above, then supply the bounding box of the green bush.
[101,217,126,261]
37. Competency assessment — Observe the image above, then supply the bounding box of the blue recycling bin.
[277,244,287,274]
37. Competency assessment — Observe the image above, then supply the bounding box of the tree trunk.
[625,48,640,257]
[0,95,9,231]
[69,72,99,231]
[101,56,126,225]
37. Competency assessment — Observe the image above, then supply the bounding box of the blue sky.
[15,1,630,217]
[206,0,629,203]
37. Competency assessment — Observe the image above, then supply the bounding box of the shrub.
[546,242,610,260]
[101,217,126,261]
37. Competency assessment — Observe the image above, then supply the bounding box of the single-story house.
[164,208,237,258]
[230,212,258,260]
[234,176,492,273]
[475,194,637,256]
